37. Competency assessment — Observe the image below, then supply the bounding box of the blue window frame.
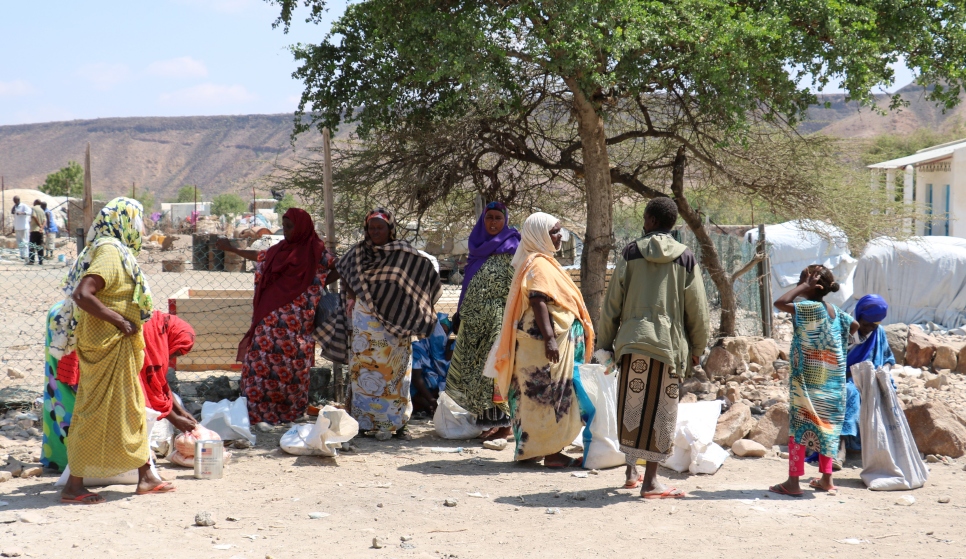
[945,184,951,236]
[925,184,933,235]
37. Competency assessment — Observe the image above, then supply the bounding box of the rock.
[748,339,780,373]
[926,454,942,464]
[720,337,754,364]
[0,472,12,483]
[934,345,959,371]
[401,535,413,542]
[895,495,915,506]
[725,385,741,405]
[16,512,43,524]
[254,422,273,433]
[482,439,508,451]
[925,373,950,390]
[905,326,937,369]
[903,401,966,458]
[713,402,755,448]
[957,345,966,375]
[443,499,458,507]
[939,495,951,504]
[308,512,329,519]
[704,346,737,378]
[731,439,768,457]
[680,393,698,404]
[884,323,908,365]
[772,360,790,381]
[232,439,252,449]
[5,368,24,380]
[748,362,762,374]
[1,547,23,557]
[372,538,386,549]
[19,467,40,478]
[194,512,216,527]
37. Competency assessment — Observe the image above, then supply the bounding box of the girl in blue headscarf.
[842,294,896,451]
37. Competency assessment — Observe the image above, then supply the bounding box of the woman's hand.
[115,317,137,337]
[544,338,560,363]
[168,413,197,433]
[345,297,356,318]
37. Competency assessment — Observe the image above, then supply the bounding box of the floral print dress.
[241,250,335,424]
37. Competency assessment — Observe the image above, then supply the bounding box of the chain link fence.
[0,230,462,411]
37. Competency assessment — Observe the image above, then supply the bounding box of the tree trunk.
[669,146,738,337]
[569,84,613,327]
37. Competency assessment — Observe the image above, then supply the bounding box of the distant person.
[597,197,710,497]
[41,201,59,259]
[28,199,47,265]
[411,313,453,417]
[769,265,857,497]
[11,195,31,260]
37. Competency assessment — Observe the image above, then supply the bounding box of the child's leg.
[788,436,806,477]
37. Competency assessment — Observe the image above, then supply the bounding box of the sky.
[0,1,915,127]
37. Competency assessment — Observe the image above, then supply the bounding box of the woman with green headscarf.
[50,197,171,504]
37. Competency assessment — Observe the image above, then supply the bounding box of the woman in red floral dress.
[218,208,337,424]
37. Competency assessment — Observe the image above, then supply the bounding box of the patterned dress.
[348,300,414,433]
[789,300,853,457]
[41,301,77,472]
[241,250,335,424]
[508,302,586,461]
[445,253,514,427]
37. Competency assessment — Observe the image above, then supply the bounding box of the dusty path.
[3,420,965,559]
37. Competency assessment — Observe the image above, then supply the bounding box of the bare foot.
[624,464,642,488]
[481,426,512,441]
[136,463,175,495]
[61,475,106,505]
[543,452,581,468]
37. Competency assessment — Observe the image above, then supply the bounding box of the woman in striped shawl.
[316,209,442,440]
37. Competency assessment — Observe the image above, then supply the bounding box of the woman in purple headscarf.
[445,202,521,440]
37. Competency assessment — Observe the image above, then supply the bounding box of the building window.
[945,184,951,236]
[925,184,933,236]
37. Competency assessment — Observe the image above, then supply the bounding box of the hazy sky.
[0,1,914,127]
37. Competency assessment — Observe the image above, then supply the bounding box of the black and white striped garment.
[315,239,442,363]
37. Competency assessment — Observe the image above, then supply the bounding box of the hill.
[0,114,330,202]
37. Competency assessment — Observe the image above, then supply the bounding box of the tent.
[745,220,856,307]
[844,237,966,329]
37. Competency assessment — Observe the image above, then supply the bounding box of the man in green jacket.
[597,197,710,498]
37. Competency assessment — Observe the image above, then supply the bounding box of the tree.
[211,193,247,218]
[175,185,202,203]
[39,161,84,197]
[270,0,966,333]
[274,193,299,215]
[134,189,156,214]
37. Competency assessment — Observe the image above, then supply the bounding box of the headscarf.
[854,294,889,323]
[511,211,559,269]
[239,207,326,360]
[846,294,896,373]
[49,198,153,359]
[485,212,595,400]
[315,208,442,363]
[141,312,196,418]
[458,202,521,311]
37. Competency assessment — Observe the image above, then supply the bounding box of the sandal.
[768,483,803,497]
[545,456,583,469]
[642,488,686,499]
[136,481,176,495]
[808,478,838,492]
[623,474,644,489]
[61,492,105,505]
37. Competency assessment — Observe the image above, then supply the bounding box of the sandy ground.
[2,419,965,559]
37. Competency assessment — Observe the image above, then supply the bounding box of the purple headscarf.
[457,202,520,312]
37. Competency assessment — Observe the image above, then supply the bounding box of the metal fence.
[0,231,462,409]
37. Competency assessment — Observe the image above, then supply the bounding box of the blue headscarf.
[846,295,895,372]
[854,294,889,323]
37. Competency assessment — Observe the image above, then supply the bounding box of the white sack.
[573,364,625,469]
[434,392,483,440]
[663,401,727,475]
[280,406,359,457]
[200,397,256,444]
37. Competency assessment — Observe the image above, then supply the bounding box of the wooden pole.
[83,143,93,237]
[322,128,336,249]
[1,175,5,235]
[132,181,136,200]
[756,224,772,338]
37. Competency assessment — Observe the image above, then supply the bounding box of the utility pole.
[322,128,336,249]
[83,143,93,237]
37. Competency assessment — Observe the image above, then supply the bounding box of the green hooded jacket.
[596,232,710,378]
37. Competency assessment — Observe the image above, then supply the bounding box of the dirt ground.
[2,419,964,559]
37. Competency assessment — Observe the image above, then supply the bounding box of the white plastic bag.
[434,392,483,440]
[663,401,727,475]
[57,409,161,486]
[853,361,929,491]
[280,406,360,457]
[573,364,625,469]
[150,418,174,457]
[200,397,256,444]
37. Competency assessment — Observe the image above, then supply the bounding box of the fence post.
[756,224,772,338]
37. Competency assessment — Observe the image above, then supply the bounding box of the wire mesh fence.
[0,230,463,410]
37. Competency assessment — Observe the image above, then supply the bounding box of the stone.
[19,467,40,478]
[905,326,937,369]
[748,339,780,373]
[713,403,755,448]
[443,499,458,507]
[232,439,253,449]
[731,439,768,457]
[1,547,23,557]
[704,346,737,378]
[254,422,273,433]
[957,345,966,375]
[4,368,24,380]
[16,512,43,524]
[482,439,508,451]
[0,472,12,483]
[194,512,216,527]
[934,345,959,371]
[938,495,951,504]
[720,337,754,363]
[308,512,329,519]
[903,401,966,458]
[680,393,698,404]
[884,323,908,365]
[772,360,790,380]
[925,373,950,390]
[926,454,942,464]
[895,495,915,506]
[725,385,741,405]
[372,538,386,549]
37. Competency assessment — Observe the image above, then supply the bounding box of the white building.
[868,138,966,236]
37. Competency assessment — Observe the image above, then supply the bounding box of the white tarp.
[844,236,966,328]
[745,220,856,307]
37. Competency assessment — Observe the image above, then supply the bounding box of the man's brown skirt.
[616,354,679,463]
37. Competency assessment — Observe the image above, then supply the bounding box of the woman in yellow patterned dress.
[53,198,171,504]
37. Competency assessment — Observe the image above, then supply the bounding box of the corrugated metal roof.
[868,138,966,169]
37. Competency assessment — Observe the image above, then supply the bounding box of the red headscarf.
[141,312,196,418]
[238,208,325,360]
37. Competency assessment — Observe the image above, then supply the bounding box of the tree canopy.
[211,193,247,217]
[38,161,84,198]
[270,0,966,331]
[175,185,202,203]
